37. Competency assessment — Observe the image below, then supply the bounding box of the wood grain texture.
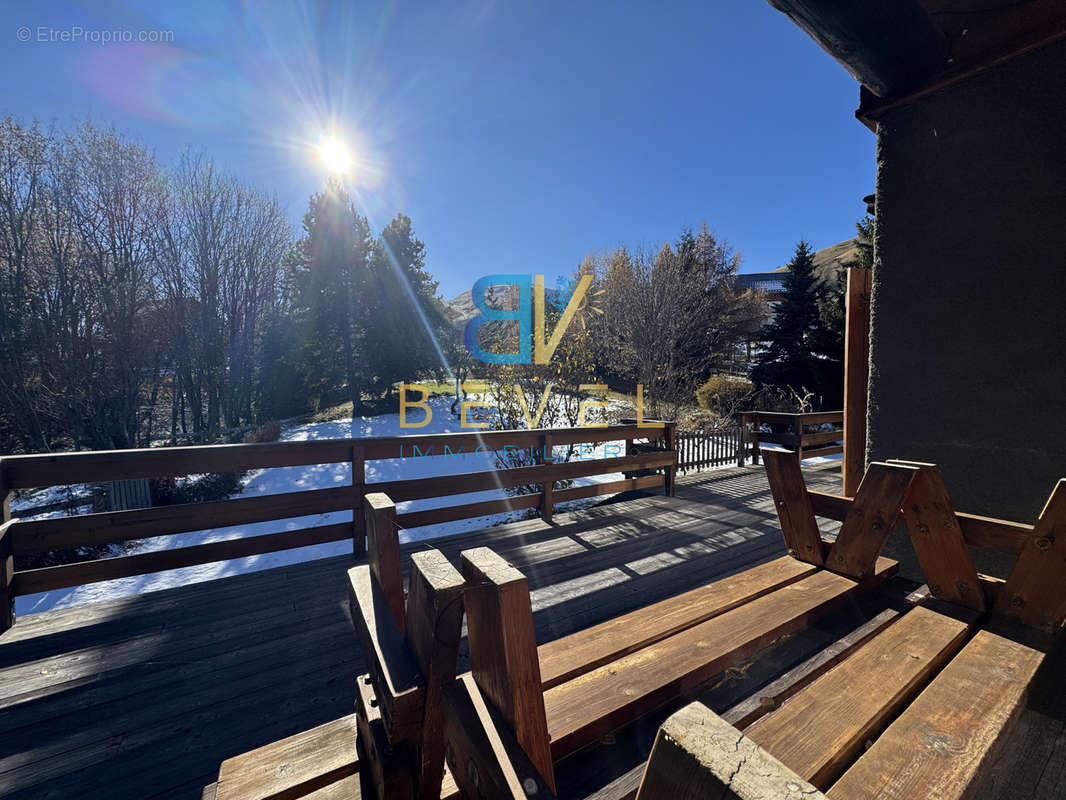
[745,605,977,788]
[215,715,360,800]
[827,462,918,579]
[442,674,557,800]
[404,550,465,800]
[636,701,828,800]
[364,492,405,632]
[538,555,818,689]
[827,629,1046,800]
[809,488,1032,555]
[461,547,555,793]
[899,467,985,611]
[355,673,415,800]
[347,565,424,743]
[995,479,1066,632]
[543,562,897,759]
[722,607,902,730]
[762,449,825,565]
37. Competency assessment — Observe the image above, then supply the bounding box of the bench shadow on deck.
[4,462,1056,800]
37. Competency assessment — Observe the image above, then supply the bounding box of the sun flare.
[315,135,354,175]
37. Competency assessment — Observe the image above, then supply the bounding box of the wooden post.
[636,702,827,800]
[843,267,872,497]
[540,433,553,524]
[737,417,746,467]
[459,547,555,793]
[365,492,405,632]
[793,414,805,465]
[352,444,367,556]
[0,464,12,633]
[664,421,677,497]
[405,550,465,800]
[750,413,761,465]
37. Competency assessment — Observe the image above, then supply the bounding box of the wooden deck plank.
[0,463,850,800]
[827,629,1046,800]
[745,604,977,788]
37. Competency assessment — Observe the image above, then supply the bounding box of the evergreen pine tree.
[751,240,823,398]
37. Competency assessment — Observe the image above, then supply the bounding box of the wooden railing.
[737,411,844,465]
[676,425,745,474]
[0,423,677,630]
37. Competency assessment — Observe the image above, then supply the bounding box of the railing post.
[737,416,746,467]
[793,414,805,465]
[751,413,761,465]
[0,463,13,632]
[664,421,677,497]
[351,444,366,557]
[540,432,554,523]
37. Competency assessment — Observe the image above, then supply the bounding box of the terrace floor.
[0,463,1062,799]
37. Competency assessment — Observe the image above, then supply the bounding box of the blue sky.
[1,0,872,298]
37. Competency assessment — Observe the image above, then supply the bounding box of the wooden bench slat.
[827,629,1046,800]
[215,714,360,800]
[543,559,897,759]
[537,555,819,689]
[745,604,977,788]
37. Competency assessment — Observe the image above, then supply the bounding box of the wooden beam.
[996,479,1066,632]
[460,547,555,793]
[843,267,871,497]
[0,464,12,632]
[809,488,1033,554]
[347,565,424,743]
[767,0,948,98]
[404,550,465,800]
[827,462,918,579]
[364,493,405,632]
[636,701,828,799]
[762,449,825,565]
[442,674,557,800]
[898,466,985,612]
[355,673,416,800]
[352,445,366,557]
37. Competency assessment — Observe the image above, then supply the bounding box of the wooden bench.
[626,459,1063,800]
[207,455,1062,799]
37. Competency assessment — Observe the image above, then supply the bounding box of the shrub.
[243,419,282,444]
[695,375,753,416]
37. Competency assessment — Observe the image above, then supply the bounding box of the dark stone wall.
[868,39,1066,527]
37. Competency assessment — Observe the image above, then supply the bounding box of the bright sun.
[315,135,354,174]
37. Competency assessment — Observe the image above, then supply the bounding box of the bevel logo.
[463,273,598,364]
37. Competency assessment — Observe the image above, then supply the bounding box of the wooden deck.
[0,464,1061,799]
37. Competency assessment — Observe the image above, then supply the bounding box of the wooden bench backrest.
[763,450,1066,633]
[349,492,465,800]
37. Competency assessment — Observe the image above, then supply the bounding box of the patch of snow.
[15,396,647,616]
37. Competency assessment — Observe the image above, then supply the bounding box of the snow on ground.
[15,396,643,616]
